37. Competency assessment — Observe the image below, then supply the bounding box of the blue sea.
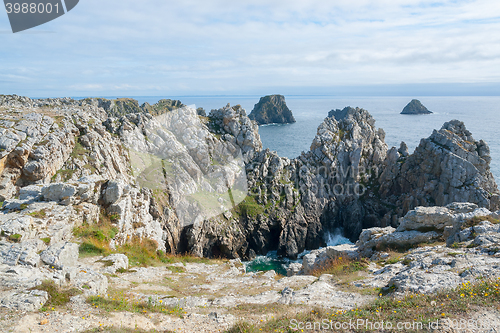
[126,95,500,270]
[133,96,500,183]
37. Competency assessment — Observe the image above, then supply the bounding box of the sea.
[133,95,500,183]
[129,95,500,273]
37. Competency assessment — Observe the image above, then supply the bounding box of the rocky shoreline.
[0,94,499,332]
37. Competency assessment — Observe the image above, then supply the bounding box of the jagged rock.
[1,95,499,271]
[286,263,303,277]
[248,95,296,125]
[40,242,79,270]
[0,289,48,312]
[100,253,129,273]
[196,107,206,117]
[302,244,359,274]
[356,226,441,257]
[209,104,262,164]
[386,246,500,294]
[401,99,432,114]
[379,120,499,215]
[278,287,294,304]
[0,214,35,241]
[0,240,41,266]
[72,268,108,296]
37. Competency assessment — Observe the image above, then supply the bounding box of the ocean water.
[244,231,352,275]
[135,96,500,182]
[133,95,499,269]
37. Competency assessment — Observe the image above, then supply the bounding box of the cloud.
[1,0,500,96]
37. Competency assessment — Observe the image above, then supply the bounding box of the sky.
[1,0,500,97]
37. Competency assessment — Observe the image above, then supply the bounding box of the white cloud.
[2,0,500,96]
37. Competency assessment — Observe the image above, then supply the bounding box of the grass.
[226,278,500,333]
[87,289,186,317]
[32,280,81,311]
[51,168,75,182]
[8,233,22,242]
[309,256,369,278]
[236,195,265,217]
[41,237,51,245]
[73,213,119,257]
[462,215,500,230]
[166,266,186,273]
[70,141,90,160]
[28,209,46,218]
[82,328,168,333]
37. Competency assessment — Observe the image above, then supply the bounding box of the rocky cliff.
[248,94,296,125]
[1,94,500,330]
[1,94,498,264]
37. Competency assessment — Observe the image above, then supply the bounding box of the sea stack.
[248,94,296,125]
[401,99,432,115]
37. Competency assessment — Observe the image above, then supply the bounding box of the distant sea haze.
[131,96,500,183]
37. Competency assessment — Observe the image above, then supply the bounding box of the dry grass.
[309,256,369,278]
[87,288,185,318]
[225,278,500,333]
[462,215,500,230]
[32,280,81,312]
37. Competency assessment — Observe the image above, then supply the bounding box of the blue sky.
[1,0,500,97]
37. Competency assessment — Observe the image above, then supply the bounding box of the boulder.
[100,253,129,273]
[40,242,79,270]
[301,244,359,274]
[72,268,108,296]
[0,289,48,312]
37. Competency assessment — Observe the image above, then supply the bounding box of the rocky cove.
[0,94,500,332]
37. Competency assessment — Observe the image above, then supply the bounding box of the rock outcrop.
[400,99,432,114]
[1,94,499,263]
[379,120,499,215]
[248,95,296,125]
[2,94,500,326]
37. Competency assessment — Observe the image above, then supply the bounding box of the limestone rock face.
[1,94,499,265]
[400,99,432,114]
[379,120,500,215]
[40,242,79,270]
[208,104,263,164]
[248,95,296,125]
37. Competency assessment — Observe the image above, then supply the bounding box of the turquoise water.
[244,231,352,275]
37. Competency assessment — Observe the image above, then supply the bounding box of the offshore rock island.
[0,94,500,332]
[248,94,296,125]
[401,99,432,114]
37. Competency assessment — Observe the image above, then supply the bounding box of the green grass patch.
[87,290,185,318]
[51,168,75,182]
[33,280,81,311]
[73,213,119,257]
[41,237,51,245]
[166,266,186,273]
[28,209,46,218]
[8,233,22,242]
[236,195,265,217]
[70,141,89,160]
